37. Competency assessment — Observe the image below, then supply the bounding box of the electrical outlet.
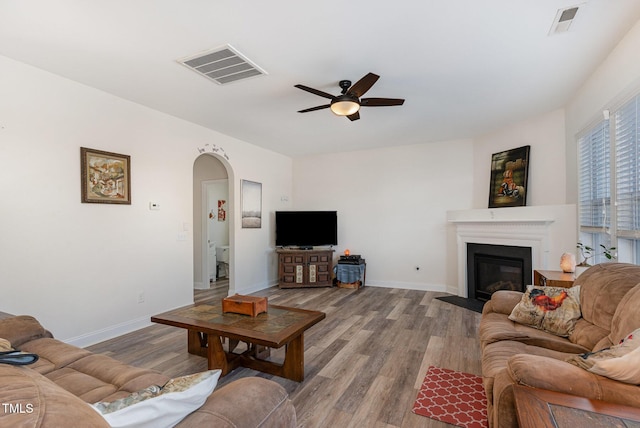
[138,291,145,303]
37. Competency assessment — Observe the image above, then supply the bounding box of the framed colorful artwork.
[488,145,530,208]
[218,199,227,221]
[80,147,131,204]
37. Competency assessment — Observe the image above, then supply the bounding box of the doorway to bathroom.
[203,179,229,289]
[193,154,230,292]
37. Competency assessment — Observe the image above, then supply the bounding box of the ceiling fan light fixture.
[330,96,360,116]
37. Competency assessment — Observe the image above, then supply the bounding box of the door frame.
[200,178,228,289]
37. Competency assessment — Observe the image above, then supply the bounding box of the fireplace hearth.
[467,243,532,301]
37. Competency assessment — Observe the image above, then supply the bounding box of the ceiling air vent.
[549,4,583,35]
[178,45,267,85]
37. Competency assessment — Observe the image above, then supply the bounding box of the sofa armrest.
[482,291,523,316]
[507,354,640,408]
[0,316,53,348]
[176,377,296,428]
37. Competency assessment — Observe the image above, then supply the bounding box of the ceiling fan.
[295,72,405,121]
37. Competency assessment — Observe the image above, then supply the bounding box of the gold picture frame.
[80,147,131,204]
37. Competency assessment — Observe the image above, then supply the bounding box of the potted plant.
[575,242,616,276]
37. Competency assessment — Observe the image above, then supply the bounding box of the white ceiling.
[1,1,640,157]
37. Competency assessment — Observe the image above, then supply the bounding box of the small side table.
[533,270,575,288]
[334,262,366,289]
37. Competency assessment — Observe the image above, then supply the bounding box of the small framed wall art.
[80,147,131,204]
[488,145,530,208]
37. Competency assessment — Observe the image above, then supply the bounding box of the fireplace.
[448,205,576,298]
[467,243,532,301]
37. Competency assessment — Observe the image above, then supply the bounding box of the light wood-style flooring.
[87,285,483,428]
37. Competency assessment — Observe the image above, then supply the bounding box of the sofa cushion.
[0,364,109,427]
[607,283,640,348]
[21,337,93,374]
[0,316,53,348]
[176,377,296,428]
[568,318,611,351]
[575,263,640,338]
[508,285,581,337]
[482,340,575,380]
[21,338,169,403]
[479,309,589,354]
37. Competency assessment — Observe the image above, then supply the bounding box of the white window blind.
[615,95,640,239]
[578,91,640,264]
[578,120,610,231]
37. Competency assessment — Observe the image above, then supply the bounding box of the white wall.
[293,140,474,291]
[565,20,640,205]
[0,55,292,345]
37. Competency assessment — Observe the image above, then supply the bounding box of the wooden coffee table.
[514,385,640,428]
[151,302,325,382]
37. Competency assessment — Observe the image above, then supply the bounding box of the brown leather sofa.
[479,262,640,428]
[0,315,296,427]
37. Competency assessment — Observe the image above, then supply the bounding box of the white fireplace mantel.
[447,205,577,298]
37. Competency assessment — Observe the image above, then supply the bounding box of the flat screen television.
[275,211,337,248]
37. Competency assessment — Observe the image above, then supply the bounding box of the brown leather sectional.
[479,263,640,428]
[0,315,296,427]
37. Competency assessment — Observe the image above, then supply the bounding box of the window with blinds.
[578,120,610,231]
[578,92,640,265]
[615,96,640,240]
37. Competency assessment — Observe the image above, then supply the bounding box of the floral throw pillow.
[589,346,640,384]
[92,369,221,428]
[566,327,640,384]
[508,285,581,337]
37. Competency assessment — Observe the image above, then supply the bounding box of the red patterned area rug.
[412,366,488,428]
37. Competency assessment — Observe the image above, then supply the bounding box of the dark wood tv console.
[277,248,334,288]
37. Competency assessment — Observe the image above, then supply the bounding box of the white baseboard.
[233,280,276,296]
[365,280,447,292]
[446,285,459,295]
[193,281,209,290]
[64,316,152,348]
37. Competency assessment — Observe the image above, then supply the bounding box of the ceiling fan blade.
[294,84,335,100]
[347,73,379,97]
[298,104,331,113]
[347,111,360,121]
[360,97,405,107]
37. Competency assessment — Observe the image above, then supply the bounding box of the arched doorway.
[193,153,233,296]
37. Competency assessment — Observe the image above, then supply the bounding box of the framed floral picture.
[488,145,530,208]
[80,147,131,204]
